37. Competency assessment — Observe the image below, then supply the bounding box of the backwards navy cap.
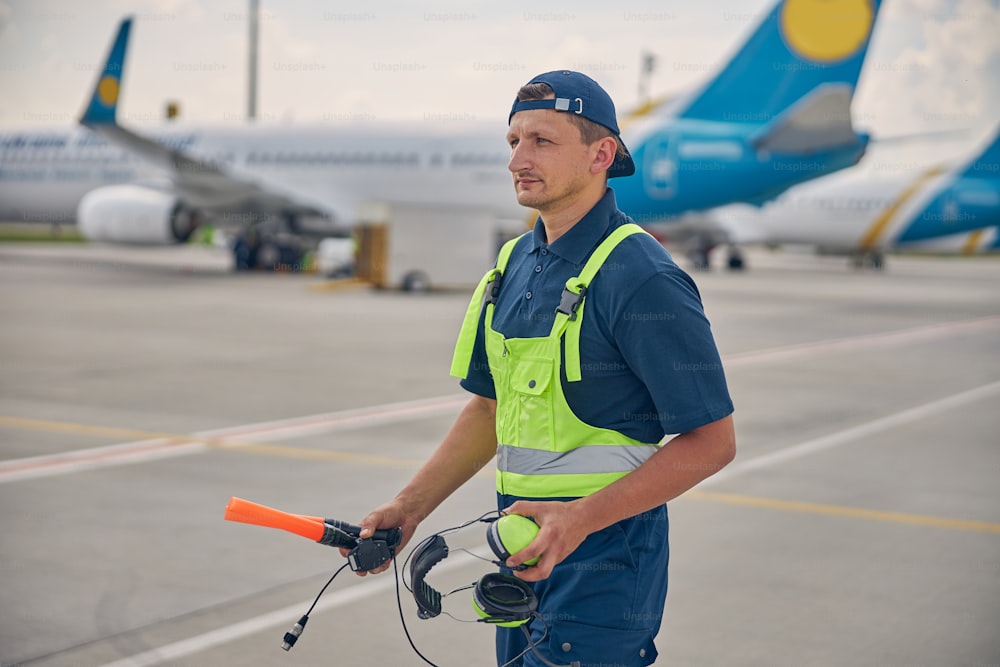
[509,70,635,178]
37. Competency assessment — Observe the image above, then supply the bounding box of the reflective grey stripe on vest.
[496,443,660,475]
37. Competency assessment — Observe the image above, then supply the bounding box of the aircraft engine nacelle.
[77,185,199,244]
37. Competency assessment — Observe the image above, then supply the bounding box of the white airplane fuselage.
[0,123,521,226]
[723,165,998,252]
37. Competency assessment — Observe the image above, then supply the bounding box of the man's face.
[506,108,598,213]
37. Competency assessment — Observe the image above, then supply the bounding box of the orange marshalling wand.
[224,496,324,542]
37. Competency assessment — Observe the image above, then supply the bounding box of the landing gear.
[401,270,432,293]
[687,247,712,271]
[685,242,747,272]
[850,251,885,271]
[726,246,746,271]
[253,239,284,271]
[231,224,308,272]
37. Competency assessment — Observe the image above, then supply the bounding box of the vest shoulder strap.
[555,223,649,381]
[577,223,647,288]
[449,233,527,379]
[495,233,522,274]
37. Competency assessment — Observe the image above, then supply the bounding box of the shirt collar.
[530,188,618,267]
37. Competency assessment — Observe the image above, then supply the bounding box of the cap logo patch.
[554,97,584,114]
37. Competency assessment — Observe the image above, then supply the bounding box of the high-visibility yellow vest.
[451,224,661,498]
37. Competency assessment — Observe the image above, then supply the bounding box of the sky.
[0,0,998,165]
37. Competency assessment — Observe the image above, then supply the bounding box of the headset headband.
[409,534,448,619]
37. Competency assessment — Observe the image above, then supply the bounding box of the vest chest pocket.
[506,357,556,451]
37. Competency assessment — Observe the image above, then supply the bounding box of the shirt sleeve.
[612,267,733,435]
[458,305,497,399]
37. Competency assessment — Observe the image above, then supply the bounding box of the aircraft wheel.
[255,241,282,271]
[401,270,431,292]
[232,237,253,271]
[691,251,711,271]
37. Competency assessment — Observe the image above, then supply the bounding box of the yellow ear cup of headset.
[487,514,541,566]
[472,572,538,627]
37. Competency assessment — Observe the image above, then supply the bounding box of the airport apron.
[452,223,667,666]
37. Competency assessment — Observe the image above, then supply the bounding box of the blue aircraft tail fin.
[958,126,1000,179]
[676,0,881,125]
[80,17,132,126]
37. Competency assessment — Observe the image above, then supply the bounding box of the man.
[351,70,735,666]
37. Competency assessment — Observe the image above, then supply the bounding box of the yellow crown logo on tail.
[97,75,120,107]
[781,0,874,62]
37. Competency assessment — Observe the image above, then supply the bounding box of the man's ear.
[590,136,618,175]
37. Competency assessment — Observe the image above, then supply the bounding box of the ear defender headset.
[404,512,581,667]
[409,513,540,626]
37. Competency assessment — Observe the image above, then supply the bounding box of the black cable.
[393,555,442,667]
[498,628,536,667]
[280,561,351,651]
[285,508,580,666]
[520,614,581,667]
[306,561,350,615]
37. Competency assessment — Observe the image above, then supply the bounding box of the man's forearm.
[394,394,498,521]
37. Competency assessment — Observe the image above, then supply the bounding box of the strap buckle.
[483,273,503,307]
[555,285,587,320]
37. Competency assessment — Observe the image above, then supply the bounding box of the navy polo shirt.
[459,188,733,441]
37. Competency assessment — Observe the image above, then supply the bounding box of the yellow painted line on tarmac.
[227,442,494,477]
[686,490,1000,535]
[0,415,259,449]
[230,442,426,468]
[0,415,419,465]
[308,277,370,293]
[0,413,474,477]
[5,420,995,525]
[0,415,176,441]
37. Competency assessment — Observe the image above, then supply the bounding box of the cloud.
[855,0,1000,136]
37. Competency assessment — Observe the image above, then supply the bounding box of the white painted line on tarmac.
[0,437,206,484]
[97,547,492,667]
[92,381,1000,665]
[201,394,469,441]
[724,315,1000,368]
[701,379,1000,487]
[3,316,997,484]
[0,394,468,484]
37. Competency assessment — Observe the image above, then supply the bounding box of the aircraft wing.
[79,18,328,220]
[82,122,328,217]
